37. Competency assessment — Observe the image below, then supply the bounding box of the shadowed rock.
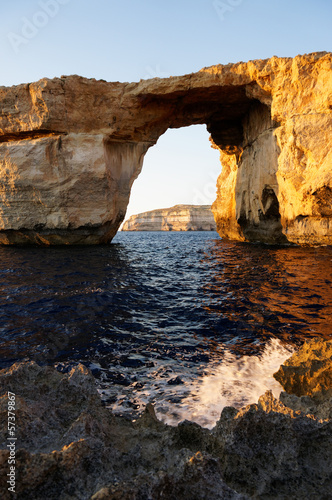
[0,339,332,499]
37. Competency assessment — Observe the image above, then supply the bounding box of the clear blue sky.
[1,0,331,220]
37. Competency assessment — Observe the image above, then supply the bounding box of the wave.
[156,339,295,428]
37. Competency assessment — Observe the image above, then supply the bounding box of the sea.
[0,231,331,428]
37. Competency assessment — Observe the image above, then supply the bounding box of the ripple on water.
[0,232,331,424]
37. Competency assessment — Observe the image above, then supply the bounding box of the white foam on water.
[155,339,295,429]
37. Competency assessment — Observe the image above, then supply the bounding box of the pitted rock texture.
[274,339,332,400]
[122,204,216,231]
[0,52,331,244]
[0,339,332,499]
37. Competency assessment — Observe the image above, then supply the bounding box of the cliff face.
[122,205,216,231]
[0,52,331,245]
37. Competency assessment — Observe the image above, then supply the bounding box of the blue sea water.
[0,232,331,425]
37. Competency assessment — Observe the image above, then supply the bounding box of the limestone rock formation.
[0,52,331,244]
[274,338,332,397]
[0,339,332,499]
[274,339,332,420]
[122,204,216,231]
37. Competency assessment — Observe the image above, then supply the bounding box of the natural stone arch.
[104,92,283,243]
[0,52,331,245]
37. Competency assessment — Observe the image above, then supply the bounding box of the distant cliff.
[122,205,216,231]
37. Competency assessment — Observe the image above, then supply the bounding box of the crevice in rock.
[230,101,289,244]
[261,186,281,219]
[242,125,280,153]
[237,185,287,244]
[295,215,310,222]
[312,186,332,217]
[0,130,67,143]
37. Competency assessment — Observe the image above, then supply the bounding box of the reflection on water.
[0,232,331,425]
[201,240,332,348]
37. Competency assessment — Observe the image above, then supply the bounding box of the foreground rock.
[0,339,332,499]
[0,52,331,245]
[122,204,216,231]
[274,338,332,420]
[274,338,332,397]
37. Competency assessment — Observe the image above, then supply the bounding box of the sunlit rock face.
[0,52,331,245]
[122,205,216,231]
[274,339,332,399]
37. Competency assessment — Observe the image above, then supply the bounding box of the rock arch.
[0,52,331,245]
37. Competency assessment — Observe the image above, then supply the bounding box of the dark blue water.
[0,232,331,425]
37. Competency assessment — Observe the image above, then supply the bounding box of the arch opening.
[123,124,221,230]
[117,93,286,243]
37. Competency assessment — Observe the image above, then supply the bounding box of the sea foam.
[156,339,295,428]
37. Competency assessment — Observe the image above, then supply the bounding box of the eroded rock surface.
[122,204,216,231]
[274,339,332,420]
[0,339,332,499]
[274,338,332,397]
[0,52,331,245]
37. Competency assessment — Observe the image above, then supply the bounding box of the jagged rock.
[0,341,332,499]
[279,391,332,421]
[91,454,248,500]
[274,338,332,399]
[273,339,332,422]
[122,204,216,231]
[0,361,244,499]
[213,390,332,498]
[0,361,108,454]
[0,52,331,245]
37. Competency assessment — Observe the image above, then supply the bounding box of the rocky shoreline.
[0,339,331,499]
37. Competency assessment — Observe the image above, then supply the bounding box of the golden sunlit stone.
[0,52,331,244]
[274,339,332,398]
